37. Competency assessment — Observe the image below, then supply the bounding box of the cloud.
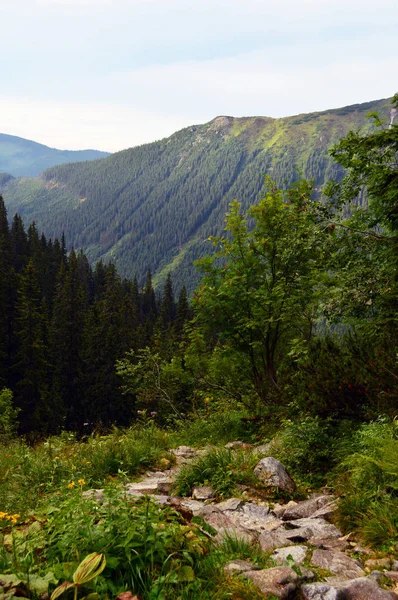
[0,0,397,150]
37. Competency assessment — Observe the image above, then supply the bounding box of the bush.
[173,447,260,499]
[336,418,398,547]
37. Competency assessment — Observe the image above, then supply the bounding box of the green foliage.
[117,347,195,421]
[0,388,19,440]
[0,425,172,514]
[271,416,340,486]
[194,178,331,403]
[1,490,214,600]
[173,448,260,499]
[336,419,398,547]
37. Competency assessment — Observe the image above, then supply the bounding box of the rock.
[384,572,398,584]
[393,561,398,571]
[301,582,345,599]
[271,545,308,565]
[285,517,342,539]
[242,502,270,518]
[170,446,198,464]
[369,570,384,582]
[156,479,173,494]
[178,499,206,515]
[311,500,339,521]
[352,544,372,555]
[254,457,296,494]
[272,500,298,518]
[224,560,260,573]
[259,529,295,552]
[236,514,283,534]
[83,489,105,502]
[199,506,254,542]
[365,557,392,570]
[342,577,398,599]
[283,495,335,521]
[215,498,243,512]
[192,485,214,500]
[224,441,253,450]
[244,566,300,598]
[311,537,350,552]
[311,549,364,579]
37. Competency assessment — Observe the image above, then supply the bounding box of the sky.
[0,0,397,152]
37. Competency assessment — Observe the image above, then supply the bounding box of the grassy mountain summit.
[0,133,110,177]
[2,97,393,291]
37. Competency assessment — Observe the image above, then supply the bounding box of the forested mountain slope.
[3,98,394,291]
[0,133,110,177]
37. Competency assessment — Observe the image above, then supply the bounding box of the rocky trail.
[85,444,398,600]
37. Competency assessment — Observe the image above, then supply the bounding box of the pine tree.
[0,197,15,387]
[13,261,51,432]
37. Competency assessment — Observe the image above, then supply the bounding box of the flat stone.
[311,537,350,552]
[156,479,173,494]
[215,498,243,512]
[259,529,295,552]
[272,501,298,519]
[151,495,170,505]
[286,517,342,539]
[125,480,160,494]
[342,577,398,599]
[271,545,308,565]
[311,500,339,521]
[199,506,253,542]
[301,582,345,599]
[224,560,260,573]
[171,446,197,458]
[254,457,296,494]
[311,549,364,579]
[242,502,270,518]
[244,566,300,599]
[192,485,214,500]
[179,499,205,515]
[224,441,253,450]
[235,514,283,534]
[365,558,392,570]
[283,495,335,521]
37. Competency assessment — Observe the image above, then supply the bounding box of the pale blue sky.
[1,0,397,151]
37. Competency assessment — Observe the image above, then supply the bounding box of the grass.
[173,447,261,499]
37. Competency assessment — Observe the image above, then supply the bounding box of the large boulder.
[254,457,296,493]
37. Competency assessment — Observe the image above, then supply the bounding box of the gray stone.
[271,545,308,565]
[393,560,398,571]
[215,498,243,512]
[283,495,335,521]
[244,566,300,599]
[224,441,253,450]
[156,479,173,494]
[301,582,344,599]
[242,502,270,518]
[83,488,105,502]
[259,529,295,552]
[272,501,298,519]
[254,457,296,493]
[171,445,197,458]
[383,571,398,584]
[311,549,364,579]
[236,514,283,534]
[310,537,350,552]
[178,499,205,515]
[369,570,384,582]
[285,517,342,539]
[342,577,398,599]
[365,557,392,570]
[192,485,214,500]
[224,560,260,573]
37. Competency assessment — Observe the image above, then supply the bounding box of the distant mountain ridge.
[2,97,394,292]
[0,133,110,177]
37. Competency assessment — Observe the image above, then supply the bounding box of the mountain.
[2,98,394,292]
[0,133,110,177]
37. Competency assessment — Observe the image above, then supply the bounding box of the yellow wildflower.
[0,511,8,519]
[77,479,85,486]
[67,481,75,489]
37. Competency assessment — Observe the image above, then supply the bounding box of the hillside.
[2,98,394,291]
[0,133,110,177]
